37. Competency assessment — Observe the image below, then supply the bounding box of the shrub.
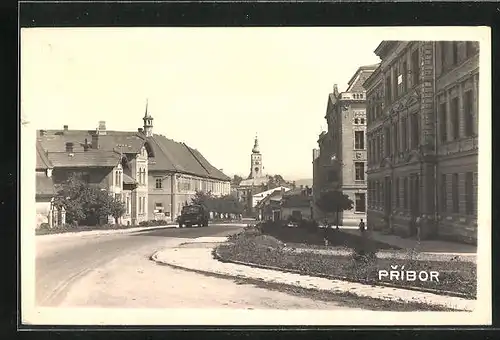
[39,222,50,230]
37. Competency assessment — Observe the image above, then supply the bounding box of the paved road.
[35,224,361,310]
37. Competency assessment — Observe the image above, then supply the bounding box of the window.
[452,42,458,65]
[466,41,476,58]
[464,90,474,137]
[155,202,164,214]
[384,127,391,157]
[440,174,447,212]
[385,75,392,104]
[411,49,420,86]
[355,193,366,213]
[155,178,162,189]
[401,117,408,151]
[392,67,398,99]
[402,61,408,93]
[465,172,474,215]
[355,162,365,181]
[452,173,459,213]
[394,121,399,154]
[451,97,460,140]
[411,114,419,149]
[440,41,446,71]
[354,131,365,149]
[403,177,409,209]
[395,178,400,207]
[439,102,448,142]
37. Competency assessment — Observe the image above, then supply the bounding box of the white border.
[20,26,491,326]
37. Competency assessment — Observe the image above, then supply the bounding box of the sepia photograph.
[20,26,491,326]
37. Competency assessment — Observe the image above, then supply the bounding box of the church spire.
[252,133,260,154]
[142,99,154,137]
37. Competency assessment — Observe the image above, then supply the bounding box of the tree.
[231,175,243,186]
[53,174,126,226]
[315,190,354,229]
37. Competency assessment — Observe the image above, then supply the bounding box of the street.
[35,224,361,310]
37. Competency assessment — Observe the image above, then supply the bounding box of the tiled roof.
[239,176,269,187]
[36,172,55,197]
[123,173,137,185]
[47,151,121,168]
[37,129,230,181]
[36,141,53,170]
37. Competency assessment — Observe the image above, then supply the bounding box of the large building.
[364,40,478,243]
[36,108,231,226]
[313,65,377,226]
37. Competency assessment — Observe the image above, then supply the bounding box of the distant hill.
[293,178,313,188]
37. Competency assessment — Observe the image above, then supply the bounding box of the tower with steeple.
[250,134,263,179]
[143,99,154,137]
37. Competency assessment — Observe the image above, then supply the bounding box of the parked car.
[178,204,209,228]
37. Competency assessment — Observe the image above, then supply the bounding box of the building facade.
[36,108,231,225]
[364,40,478,243]
[313,65,377,226]
[37,122,151,226]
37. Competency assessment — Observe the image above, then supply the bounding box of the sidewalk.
[340,228,477,255]
[151,237,475,312]
[36,224,178,239]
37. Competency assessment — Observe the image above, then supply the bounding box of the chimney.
[92,133,99,149]
[138,128,144,133]
[65,142,74,153]
[97,121,107,135]
[63,125,68,131]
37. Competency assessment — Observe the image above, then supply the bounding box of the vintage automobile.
[178,204,210,228]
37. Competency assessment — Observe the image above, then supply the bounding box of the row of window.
[439,41,477,76]
[155,176,229,194]
[367,172,477,216]
[367,113,420,165]
[438,89,476,142]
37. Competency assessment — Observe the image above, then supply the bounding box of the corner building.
[313,65,377,226]
[364,41,478,243]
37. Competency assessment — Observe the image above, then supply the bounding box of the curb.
[35,224,178,238]
[148,252,455,312]
[211,248,474,301]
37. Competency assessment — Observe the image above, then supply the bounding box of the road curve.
[35,224,363,311]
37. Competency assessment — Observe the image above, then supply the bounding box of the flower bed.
[216,226,477,299]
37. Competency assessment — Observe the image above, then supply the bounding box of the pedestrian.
[358,218,366,233]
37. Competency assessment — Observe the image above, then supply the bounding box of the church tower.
[250,134,263,179]
[143,99,154,137]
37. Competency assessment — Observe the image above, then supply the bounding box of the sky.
[21,27,487,180]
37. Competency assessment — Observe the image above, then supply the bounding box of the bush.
[39,222,50,230]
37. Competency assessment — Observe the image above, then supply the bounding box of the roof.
[148,135,230,181]
[346,64,379,92]
[123,173,137,185]
[47,151,121,168]
[37,128,231,181]
[36,141,53,170]
[239,176,269,187]
[36,172,55,197]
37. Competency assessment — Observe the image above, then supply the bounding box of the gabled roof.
[346,64,379,93]
[47,151,121,168]
[37,128,231,181]
[36,140,53,170]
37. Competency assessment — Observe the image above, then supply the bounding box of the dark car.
[178,204,209,228]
